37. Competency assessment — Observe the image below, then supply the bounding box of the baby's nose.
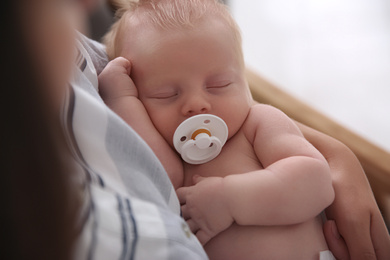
[182,96,211,116]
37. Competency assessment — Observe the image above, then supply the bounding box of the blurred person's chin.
[78,0,102,12]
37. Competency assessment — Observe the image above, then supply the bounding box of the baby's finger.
[176,187,188,205]
[193,175,206,184]
[196,229,212,246]
[181,204,190,220]
[111,57,132,75]
[186,219,200,234]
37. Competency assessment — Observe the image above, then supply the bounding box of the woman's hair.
[0,1,76,259]
[104,0,242,60]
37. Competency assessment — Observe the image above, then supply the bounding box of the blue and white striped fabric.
[64,35,207,260]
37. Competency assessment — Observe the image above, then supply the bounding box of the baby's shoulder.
[246,104,289,124]
[242,104,295,139]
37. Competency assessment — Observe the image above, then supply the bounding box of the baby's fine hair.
[104,0,242,60]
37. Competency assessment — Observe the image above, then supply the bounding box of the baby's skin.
[99,15,335,260]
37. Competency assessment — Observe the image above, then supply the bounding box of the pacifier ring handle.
[194,132,212,149]
[191,129,211,140]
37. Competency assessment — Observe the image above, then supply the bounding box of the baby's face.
[120,17,251,147]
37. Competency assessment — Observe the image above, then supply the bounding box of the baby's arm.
[178,104,334,244]
[223,104,335,225]
[99,57,183,188]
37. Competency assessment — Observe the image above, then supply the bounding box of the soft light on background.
[230,0,390,152]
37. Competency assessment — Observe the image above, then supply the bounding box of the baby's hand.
[98,57,138,104]
[176,175,234,245]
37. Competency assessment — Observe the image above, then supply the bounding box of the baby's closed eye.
[207,83,230,88]
[206,81,232,93]
[152,92,178,99]
[147,88,179,101]
[142,84,179,100]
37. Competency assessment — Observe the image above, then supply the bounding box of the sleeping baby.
[98,0,336,259]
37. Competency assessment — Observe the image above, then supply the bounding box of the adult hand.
[323,185,390,260]
[176,175,234,245]
[295,121,390,260]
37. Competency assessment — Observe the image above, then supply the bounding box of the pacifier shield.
[173,114,228,164]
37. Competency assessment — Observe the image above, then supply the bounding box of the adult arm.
[298,122,390,260]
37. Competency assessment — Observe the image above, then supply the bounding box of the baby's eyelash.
[153,93,178,99]
[207,83,231,89]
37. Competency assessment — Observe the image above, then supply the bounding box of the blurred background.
[229,0,390,153]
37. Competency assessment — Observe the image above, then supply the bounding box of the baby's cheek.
[161,126,176,147]
[150,114,174,144]
[143,102,180,146]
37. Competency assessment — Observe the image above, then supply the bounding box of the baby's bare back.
[183,113,329,260]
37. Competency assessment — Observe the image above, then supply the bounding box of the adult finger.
[370,213,390,260]
[340,217,376,260]
[323,220,350,260]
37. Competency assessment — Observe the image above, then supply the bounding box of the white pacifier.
[173,114,228,164]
